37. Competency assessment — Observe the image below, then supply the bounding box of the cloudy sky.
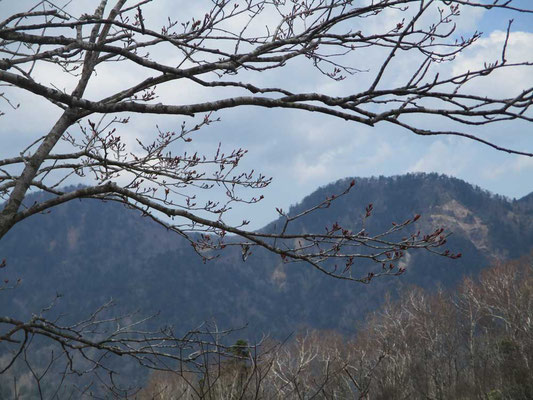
[1,0,532,229]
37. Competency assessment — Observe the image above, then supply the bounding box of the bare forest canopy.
[1,173,532,397]
[137,256,533,400]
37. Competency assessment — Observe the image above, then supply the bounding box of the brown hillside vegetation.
[139,255,533,400]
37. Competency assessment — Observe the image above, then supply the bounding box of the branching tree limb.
[1,0,527,278]
[0,0,531,394]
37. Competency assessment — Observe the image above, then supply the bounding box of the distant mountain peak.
[1,173,531,341]
[518,191,533,203]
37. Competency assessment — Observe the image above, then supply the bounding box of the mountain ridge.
[0,173,531,339]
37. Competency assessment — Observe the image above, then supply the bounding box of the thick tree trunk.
[0,109,77,239]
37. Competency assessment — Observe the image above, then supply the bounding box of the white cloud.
[1,1,532,229]
[452,31,533,98]
[485,156,533,179]
[407,140,470,176]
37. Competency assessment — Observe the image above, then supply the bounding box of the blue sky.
[1,1,532,229]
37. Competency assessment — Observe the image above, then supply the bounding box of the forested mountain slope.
[1,173,531,338]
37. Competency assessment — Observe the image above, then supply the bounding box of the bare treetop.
[0,1,532,395]
[0,0,531,281]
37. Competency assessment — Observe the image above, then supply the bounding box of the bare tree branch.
[0,0,531,394]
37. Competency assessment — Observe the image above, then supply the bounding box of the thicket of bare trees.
[1,0,532,397]
[138,255,533,400]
